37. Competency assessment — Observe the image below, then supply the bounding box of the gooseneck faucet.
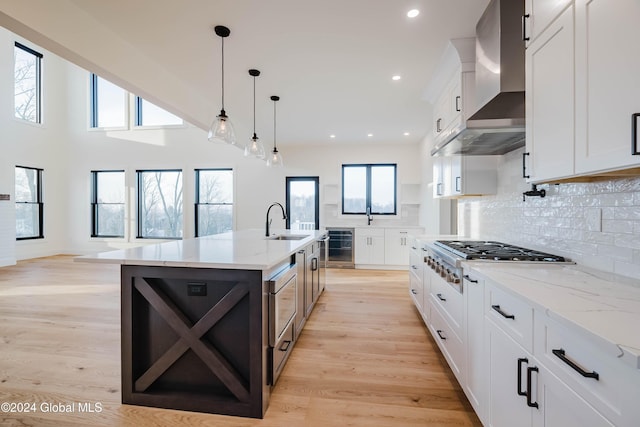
[366,206,373,226]
[265,202,287,236]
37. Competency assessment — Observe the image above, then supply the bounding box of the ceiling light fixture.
[266,95,283,167]
[367,133,373,137]
[407,9,420,18]
[404,132,410,136]
[244,69,265,159]
[208,25,238,147]
[392,75,401,81]
[330,134,336,139]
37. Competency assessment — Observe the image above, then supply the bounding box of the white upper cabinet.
[433,155,498,199]
[525,0,640,182]
[524,5,575,182]
[574,0,640,174]
[523,0,573,47]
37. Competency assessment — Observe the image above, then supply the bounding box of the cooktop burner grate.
[434,240,567,262]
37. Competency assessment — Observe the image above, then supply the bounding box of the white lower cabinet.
[409,266,634,427]
[354,228,385,265]
[384,228,422,266]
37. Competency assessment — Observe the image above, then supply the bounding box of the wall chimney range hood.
[431,0,525,157]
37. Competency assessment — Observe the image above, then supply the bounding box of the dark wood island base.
[120,265,270,418]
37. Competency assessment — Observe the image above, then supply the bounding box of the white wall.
[0,27,70,263]
[1,26,429,259]
[458,147,640,280]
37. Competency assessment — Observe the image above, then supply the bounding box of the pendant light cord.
[253,75,256,134]
[221,37,225,110]
[273,100,277,151]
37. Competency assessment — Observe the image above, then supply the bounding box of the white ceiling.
[1,0,489,147]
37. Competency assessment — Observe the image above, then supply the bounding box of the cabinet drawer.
[534,314,639,426]
[269,320,295,385]
[429,299,465,384]
[485,282,534,352]
[409,247,424,271]
[430,274,464,337]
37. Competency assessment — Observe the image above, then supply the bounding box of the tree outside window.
[15,166,43,239]
[137,170,183,239]
[195,169,233,237]
[14,42,42,123]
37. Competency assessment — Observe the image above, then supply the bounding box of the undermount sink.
[267,234,309,241]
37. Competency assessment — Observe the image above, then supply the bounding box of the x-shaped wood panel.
[132,278,251,402]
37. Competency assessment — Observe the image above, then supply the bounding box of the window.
[135,96,183,127]
[15,166,43,239]
[91,170,125,237]
[14,42,42,123]
[286,177,319,230]
[342,164,397,215]
[195,169,233,237]
[90,74,127,128]
[137,170,183,239]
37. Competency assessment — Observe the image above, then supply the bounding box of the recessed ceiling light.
[330,134,336,138]
[404,132,410,136]
[392,75,401,81]
[407,9,420,18]
[367,133,373,137]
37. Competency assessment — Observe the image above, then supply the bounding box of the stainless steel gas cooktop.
[434,240,568,262]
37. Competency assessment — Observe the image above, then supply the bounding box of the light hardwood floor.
[0,256,481,426]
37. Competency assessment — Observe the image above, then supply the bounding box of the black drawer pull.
[411,289,417,295]
[436,329,446,340]
[463,274,478,283]
[279,340,292,352]
[517,358,528,397]
[492,304,515,319]
[436,293,447,302]
[522,152,530,179]
[526,366,539,408]
[552,349,599,380]
[633,113,640,155]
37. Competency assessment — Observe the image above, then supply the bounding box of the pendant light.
[266,95,284,167]
[244,69,265,159]
[208,25,238,147]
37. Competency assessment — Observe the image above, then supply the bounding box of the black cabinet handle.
[632,113,640,155]
[517,358,528,396]
[492,304,515,320]
[436,293,447,302]
[436,329,446,340]
[552,349,600,380]
[455,95,461,112]
[455,176,461,192]
[463,274,478,283]
[522,152,530,179]
[411,289,417,295]
[522,14,530,42]
[526,366,539,408]
[279,340,292,352]
[311,257,318,271]
[436,118,442,133]
[437,182,443,196]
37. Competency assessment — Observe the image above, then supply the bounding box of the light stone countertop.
[75,229,326,270]
[463,261,640,370]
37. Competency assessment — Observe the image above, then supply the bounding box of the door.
[286,177,319,230]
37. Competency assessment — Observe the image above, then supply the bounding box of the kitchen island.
[77,229,326,418]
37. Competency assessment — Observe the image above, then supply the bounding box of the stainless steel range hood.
[431,0,525,156]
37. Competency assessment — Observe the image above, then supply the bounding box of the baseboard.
[0,257,17,267]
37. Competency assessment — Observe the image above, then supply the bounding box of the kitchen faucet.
[366,206,373,226]
[265,202,287,236]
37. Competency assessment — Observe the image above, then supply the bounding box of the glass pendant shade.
[208,110,237,145]
[245,133,265,158]
[266,147,283,167]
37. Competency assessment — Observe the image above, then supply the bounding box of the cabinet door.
[369,235,386,265]
[464,272,486,423]
[487,320,533,427]
[409,269,424,312]
[524,0,572,46]
[525,5,574,182]
[533,365,614,427]
[354,232,369,264]
[433,157,445,198]
[574,0,640,174]
[450,156,462,196]
[384,229,406,265]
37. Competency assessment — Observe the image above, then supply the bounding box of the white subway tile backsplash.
[458,149,640,280]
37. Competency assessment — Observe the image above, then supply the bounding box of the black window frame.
[90,170,125,238]
[285,176,320,230]
[194,168,234,237]
[136,169,184,239]
[14,42,43,124]
[15,165,44,240]
[134,96,183,127]
[89,73,128,129]
[341,163,397,215]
